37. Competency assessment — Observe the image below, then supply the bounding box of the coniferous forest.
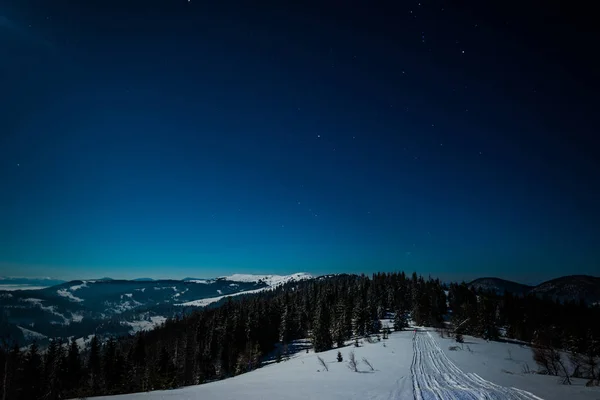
[1,272,599,399]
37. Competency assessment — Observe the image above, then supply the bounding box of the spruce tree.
[88,335,102,394]
[312,295,333,352]
[20,341,42,400]
[65,338,82,396]
[393,310,408,331]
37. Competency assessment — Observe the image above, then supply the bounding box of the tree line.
[1,272,598,398]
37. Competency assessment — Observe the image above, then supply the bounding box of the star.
[17,164,20,167]
[317,134,321,138]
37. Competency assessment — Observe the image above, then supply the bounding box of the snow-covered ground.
[435,332,598,400]
[17,326,47,340]
[121,316,167,333]
[175,287,267,307]
[87,327,600,400]
[57,288,84,302]
[412,330,540,399]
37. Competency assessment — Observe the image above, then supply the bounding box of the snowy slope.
[175,287,267,307]
[90,330,414,400]
[87,327,600,400]
[412,330,540,399]
[176,273,313,307]
[435,332,600,400]
[217,272,312,287]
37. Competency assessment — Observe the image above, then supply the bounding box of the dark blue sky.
[1,0,598,283]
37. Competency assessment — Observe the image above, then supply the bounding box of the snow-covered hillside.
[217,272,312,287]
[176,273,313,307]
[89,328,600,400]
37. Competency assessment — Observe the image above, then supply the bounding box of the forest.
[1,272,599,399]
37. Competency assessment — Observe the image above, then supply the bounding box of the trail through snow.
[411,329,543,400]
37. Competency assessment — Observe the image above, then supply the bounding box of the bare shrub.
[531,336,571,384]
[532,345,561,376]
[362,357,374,371]
[347,351,358,372]
[521,363,533,374]
[506,349,512,360]
[448,345,460,351]
[570,348,599,381]
[317,355,328,372]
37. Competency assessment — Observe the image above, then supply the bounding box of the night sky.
[1,0,598,283]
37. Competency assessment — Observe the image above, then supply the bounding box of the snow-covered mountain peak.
[218,272,312,287]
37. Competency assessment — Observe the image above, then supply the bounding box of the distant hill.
[468,277,532,296]
[469,274,600,304]
[529,275,600,304]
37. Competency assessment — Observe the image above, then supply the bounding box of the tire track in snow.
[410,330,543,400]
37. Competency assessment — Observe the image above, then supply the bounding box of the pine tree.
[88,335,102,394]
[65,338,82,396]
[312,295,333,352]
[352,300,369,337]
[20,341,42,400]
[393,310,408,331]
[157,345,175,389]
[102,337,118,394]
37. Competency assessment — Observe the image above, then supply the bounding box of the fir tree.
[312,295,333,352]
[65,338,82,396]
[88,335,102,394]
[20,341,42,400]
[393,310,408,331]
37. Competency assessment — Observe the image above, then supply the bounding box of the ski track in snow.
[411,330,543,400]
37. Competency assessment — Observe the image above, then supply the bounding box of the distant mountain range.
[468,275,600,304]
[0,273,312,346]
[0,277,67,292]
[2,272,597,347]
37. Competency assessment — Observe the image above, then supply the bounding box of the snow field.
[412,329,541,399]
[88,328,600,400]
[91,330,415,400]
[435,332,600,400]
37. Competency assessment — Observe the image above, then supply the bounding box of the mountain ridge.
[468,274,600,303]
